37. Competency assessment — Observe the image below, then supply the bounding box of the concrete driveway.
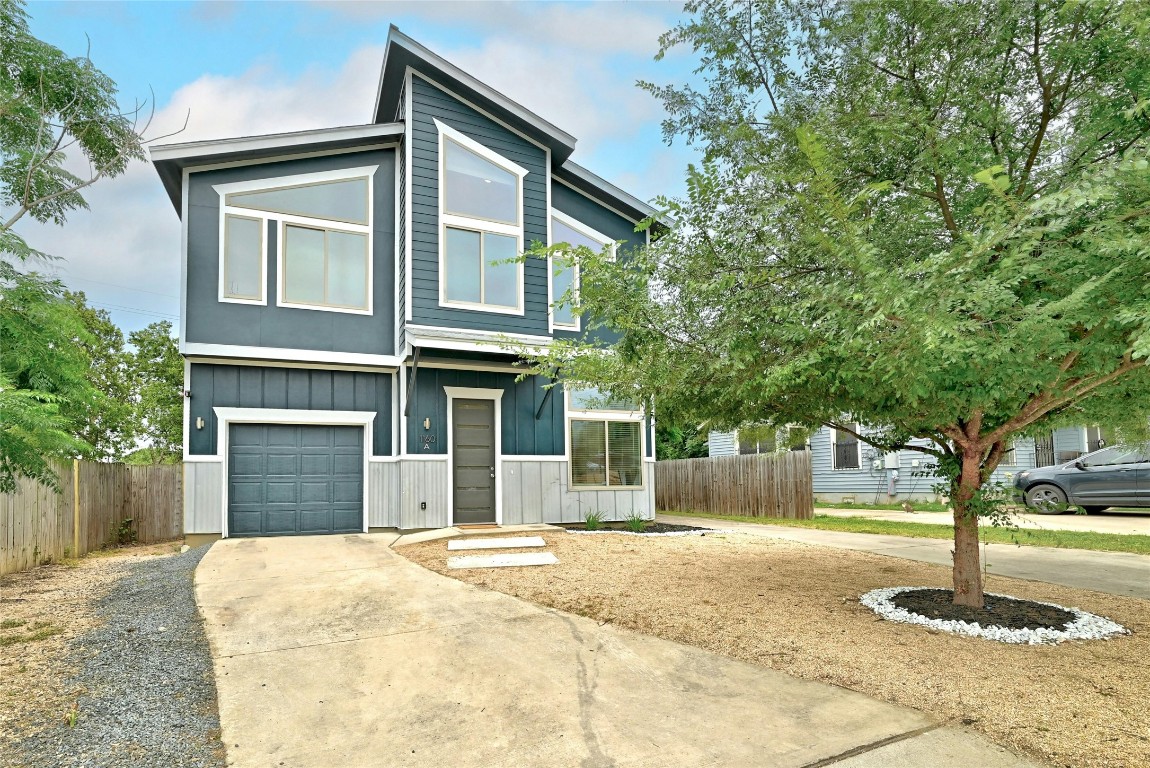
[194,534,1038,768]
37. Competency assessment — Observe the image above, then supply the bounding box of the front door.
[452,398,497,525]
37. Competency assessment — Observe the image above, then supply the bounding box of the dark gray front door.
[228,424,363,537]
[452,399,496,524]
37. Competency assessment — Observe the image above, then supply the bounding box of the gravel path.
[7,547,224,768]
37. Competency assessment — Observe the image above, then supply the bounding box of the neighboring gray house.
[709,425,1109,503]
[152,28,657,544]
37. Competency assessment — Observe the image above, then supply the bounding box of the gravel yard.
[400,531,1150,768]
[0,544,224,768]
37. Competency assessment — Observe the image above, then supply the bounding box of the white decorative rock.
[860,586,1130,645]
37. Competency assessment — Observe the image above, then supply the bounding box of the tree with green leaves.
[526,0,1150,607]
[64,291,137,459]
[127,321,182,463]
[0,0,154,489]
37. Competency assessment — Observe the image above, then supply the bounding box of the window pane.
[224,215,262,299]
[608,422,642,487]
[444,227,482,304]
[552,217,605,251]
[227,178,369,224]
[443,138,517,224]
[327,231,368,309]
[482,232,519,309]
[283,225,326,305]
[569,386,637,411]
[571,420,606,486]
[552,260,576,326]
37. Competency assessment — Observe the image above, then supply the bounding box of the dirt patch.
[0,542,180,752]
[891,588,1078,631]
[399,532,1150,768]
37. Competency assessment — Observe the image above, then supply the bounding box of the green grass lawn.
[668,511,1150,556]
[814,500,951,512]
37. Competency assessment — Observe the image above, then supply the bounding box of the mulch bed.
[891,588,1076,631]
[563,522,711,533]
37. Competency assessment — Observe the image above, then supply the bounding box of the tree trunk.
[950,450,985,607]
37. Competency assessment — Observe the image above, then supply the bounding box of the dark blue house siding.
[405,367,564,456]
[185,149,396,355]
[550,181,644,346]
[188,364,392,456]
[408,74,550,335]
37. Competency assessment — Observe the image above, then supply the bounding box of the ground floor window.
[570,419,642,487]
[832,425,861,470]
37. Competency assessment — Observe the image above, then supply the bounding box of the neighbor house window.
[567,387,643,488]
[549,212,615,331]
[436,119,528,314]
[832,425,861,470]
[215,168,376,312]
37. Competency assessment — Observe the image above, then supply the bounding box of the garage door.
[228,424,363,537]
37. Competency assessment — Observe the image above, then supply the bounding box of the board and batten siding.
[184,149,397,354]
[398,459,450,529]
[501,461,655,525]
[407,73,550,335]
[183,461,223,534]
[369,460,399,528]
[188,363,393,457]
[405,366,564,455]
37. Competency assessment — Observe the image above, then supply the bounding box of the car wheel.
[1081,506,1108,515]
[1025,484,1069,514]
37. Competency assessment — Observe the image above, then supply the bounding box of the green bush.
[584,510,604,531]
[625,513,646,533]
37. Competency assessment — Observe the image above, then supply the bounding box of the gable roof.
[373,26,577,164]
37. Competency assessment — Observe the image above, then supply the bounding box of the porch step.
[447,552,559,570]
[447,536,547,551]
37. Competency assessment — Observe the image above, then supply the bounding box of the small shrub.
[584,511,604,531]
[625,513,646,533]
[112,518,137,547]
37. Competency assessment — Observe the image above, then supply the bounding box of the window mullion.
[603,419,611,487]
[478,233,486,305]
[322,229,330,305]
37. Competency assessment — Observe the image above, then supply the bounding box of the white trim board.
[150,123,404,163]
[213,408,375,539]
[444,386,505,527]
[183,343,402,369]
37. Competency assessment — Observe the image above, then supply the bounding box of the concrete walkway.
[659,514,1150,599]
[816,507,1150,536]
[194,535,1038,768]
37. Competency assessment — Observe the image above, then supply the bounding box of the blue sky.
[21,0,700,334]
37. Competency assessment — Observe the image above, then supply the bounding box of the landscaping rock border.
[860,586,1130,645]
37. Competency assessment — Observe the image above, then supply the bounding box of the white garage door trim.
[214,407,375,538]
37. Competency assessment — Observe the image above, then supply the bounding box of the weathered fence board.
[655,451,814,520]
[1,462,182,576]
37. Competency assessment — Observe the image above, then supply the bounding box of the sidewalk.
[658,514,1150,599]
[816,506,1150,536]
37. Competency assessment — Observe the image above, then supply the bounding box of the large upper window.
[567,387,644,488]
[436,119,528,315]
[549,212,614,331]
[215,167,376,313]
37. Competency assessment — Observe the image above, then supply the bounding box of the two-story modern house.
[151,28,657,544]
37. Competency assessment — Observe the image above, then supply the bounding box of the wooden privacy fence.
[1,461,183,576]
[656,451,814,519]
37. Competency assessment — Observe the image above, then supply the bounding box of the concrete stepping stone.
[447,552,559,569]
[447,536,546,551]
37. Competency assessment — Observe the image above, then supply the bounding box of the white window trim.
[213,408,374,539]
[435,118,527,316]
[276,216,373,315]
[444,386,504,526]
[564,389,646,491]
[548,210,617,333]
[831,426,863,471]
[213,166,378,315]
[219,212,266,305]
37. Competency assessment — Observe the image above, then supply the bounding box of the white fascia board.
[384,27,576,152]
[183,342,402,370]
[149,123,404,163]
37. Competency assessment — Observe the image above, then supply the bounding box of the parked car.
[1012,445,1150,514]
